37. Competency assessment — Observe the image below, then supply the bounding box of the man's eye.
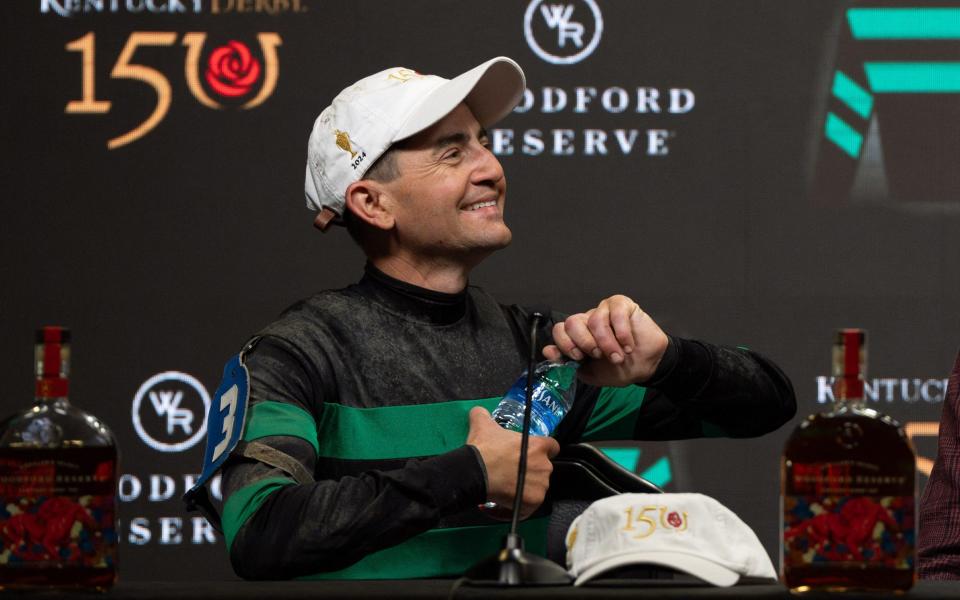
[443,149,461,160]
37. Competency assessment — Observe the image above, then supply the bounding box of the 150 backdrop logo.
[65,31,281,149]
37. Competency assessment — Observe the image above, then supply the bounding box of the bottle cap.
[832,328,866,399]
[36,326,71,344]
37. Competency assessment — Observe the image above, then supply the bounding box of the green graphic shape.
[824,8,960,156]
[864,62,960,93]
[848,8,960,40]
[598,447,673,489]
[640,456,672,489]
[825,112,863,158]
[599,447,640,471]
[832,71,874,119]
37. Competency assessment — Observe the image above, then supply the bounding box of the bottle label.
[784,494,914,569]
[499,380,563,436]
[495,360,579,437]
[784,460,914,570]
[0,448,116,570]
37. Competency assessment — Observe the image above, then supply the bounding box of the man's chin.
[488,227,512,250]
[461,228,512,264]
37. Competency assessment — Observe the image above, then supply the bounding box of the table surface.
[1,579,957,599]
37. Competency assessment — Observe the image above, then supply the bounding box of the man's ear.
[345,180,395,231]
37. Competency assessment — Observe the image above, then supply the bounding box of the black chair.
[546,443,663,565]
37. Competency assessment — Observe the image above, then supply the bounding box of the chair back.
[546,443,663,565]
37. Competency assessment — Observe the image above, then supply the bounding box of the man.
[219,57,796,580]
[918,351,960,578]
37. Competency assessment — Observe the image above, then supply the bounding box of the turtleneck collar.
[356,263,468,325]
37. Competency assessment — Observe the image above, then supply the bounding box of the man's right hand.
[465,406,560,519]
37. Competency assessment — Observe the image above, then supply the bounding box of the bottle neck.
[35,335,70,403]
[833,376,864,407]
[832,329,866,409]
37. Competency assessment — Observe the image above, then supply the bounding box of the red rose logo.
[205,41,261,98]
[667,511,683,528]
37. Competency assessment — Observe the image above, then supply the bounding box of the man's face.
[380,103,511,263]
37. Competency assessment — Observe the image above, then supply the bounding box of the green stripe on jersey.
[222,476,295,551]
[243,401,320,454]
[316,397,501,460]
[300,517,549,579]
[245,385,645,465]
[580,386,646,441]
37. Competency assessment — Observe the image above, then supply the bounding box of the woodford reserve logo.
[64,31,281,148]
[510,1,695,158]
[491,84,695,158]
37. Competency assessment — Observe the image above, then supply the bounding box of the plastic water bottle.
[492,360,579,436]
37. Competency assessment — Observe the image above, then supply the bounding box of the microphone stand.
[464,311,573,585]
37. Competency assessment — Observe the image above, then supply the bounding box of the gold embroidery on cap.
[567,526,578,550]
[387,68,418,82]
[623,505,690,539]
[334,130,357,158]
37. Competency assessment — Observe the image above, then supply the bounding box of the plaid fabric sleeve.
[919,350,960,579]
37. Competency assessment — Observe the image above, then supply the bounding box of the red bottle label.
[784,494,914,569]
[0,448,116,571]
[784,460,914,571]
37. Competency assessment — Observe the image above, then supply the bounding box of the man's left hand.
[543,295,668,387]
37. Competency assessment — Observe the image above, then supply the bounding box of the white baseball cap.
[566,493,777,587]
[304,57,526,231]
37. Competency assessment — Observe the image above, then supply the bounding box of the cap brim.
[573,550,740,588]
[395,57,525,140]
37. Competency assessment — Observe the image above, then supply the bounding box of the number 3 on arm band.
[182,338,257,532]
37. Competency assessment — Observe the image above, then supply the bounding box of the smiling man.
[217,57,796,580]
[342,102,512,291]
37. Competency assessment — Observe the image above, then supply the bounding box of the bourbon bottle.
[0,327,118,589]
[781,329,915,592]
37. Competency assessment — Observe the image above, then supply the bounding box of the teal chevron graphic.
[825,112,863,159]
[823,7,960,158]
[832,70,873,118]
[598,446,673,489]
[864,62,960,92]
[848,8,960,39]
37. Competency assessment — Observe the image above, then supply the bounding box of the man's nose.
[472,145,505,186]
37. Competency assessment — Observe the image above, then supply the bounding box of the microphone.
[464,308,573,585]
[507,309,547,537]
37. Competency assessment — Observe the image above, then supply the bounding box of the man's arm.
[918,351,960,580]
[545,295,796,439]
[222,337,557,580]
[223,438,483,579]
[637,336,796,438]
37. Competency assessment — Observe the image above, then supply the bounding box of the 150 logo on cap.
[622,505,689,539]
[387,68,420,83]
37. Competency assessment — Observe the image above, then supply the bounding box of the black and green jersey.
[221,265,795,580]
